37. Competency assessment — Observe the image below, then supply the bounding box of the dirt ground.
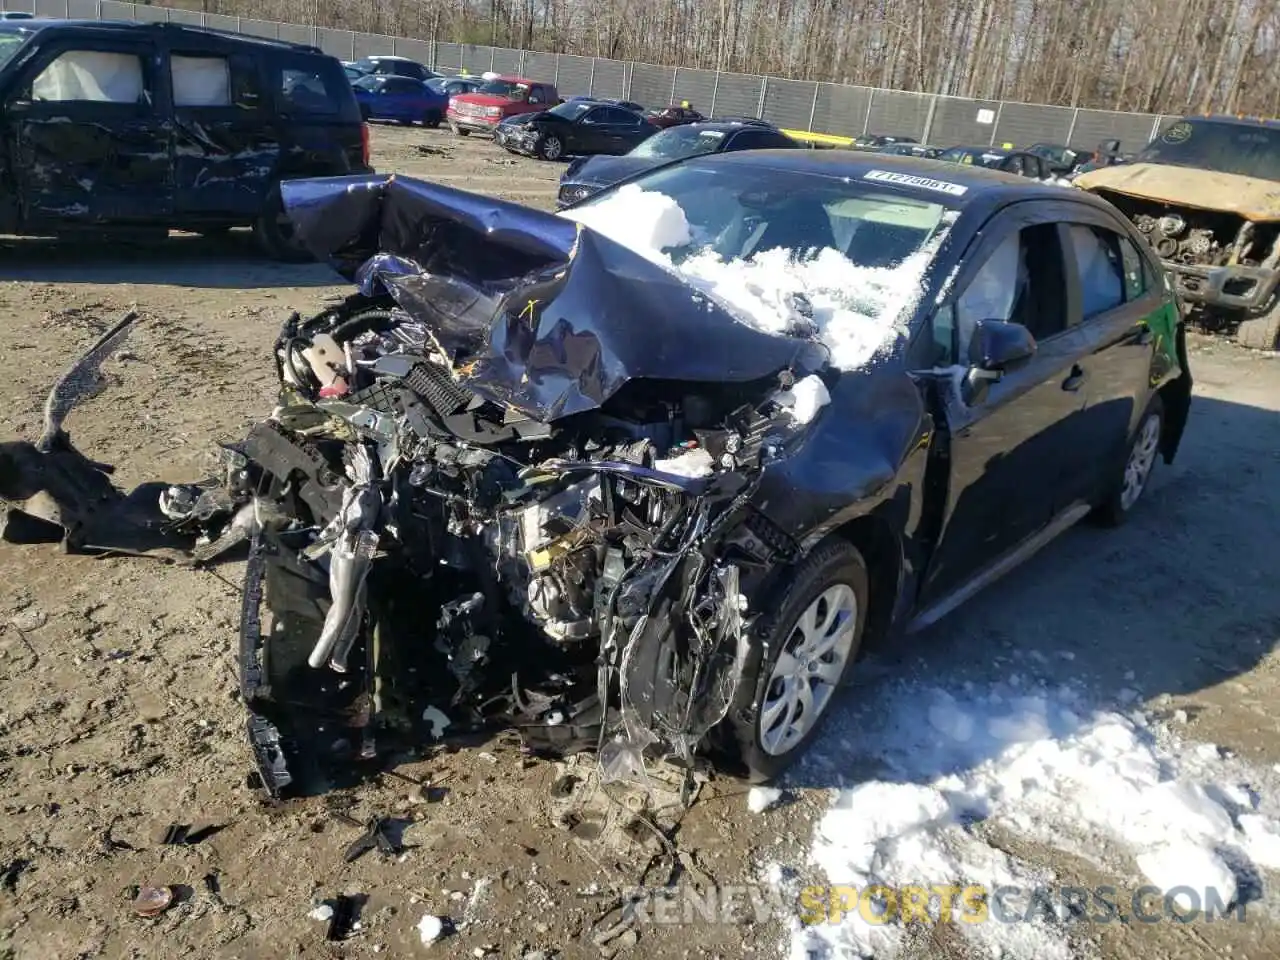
[1,125,1279,960]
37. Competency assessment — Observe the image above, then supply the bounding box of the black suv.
[0,20,372,259]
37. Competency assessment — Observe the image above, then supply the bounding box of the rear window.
[275,57,355,119]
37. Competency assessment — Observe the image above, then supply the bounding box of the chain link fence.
[11,0,1182,152]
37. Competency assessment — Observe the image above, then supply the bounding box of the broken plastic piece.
[772,373,831,425]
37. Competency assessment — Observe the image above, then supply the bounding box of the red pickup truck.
[446,76,560,136]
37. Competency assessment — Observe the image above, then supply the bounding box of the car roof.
[0,18,323,52]
[360,55,419,62]
[677,120,782,133]
[697,150,1104,206]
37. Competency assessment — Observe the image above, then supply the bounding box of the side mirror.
[963,319,1036,403]
[969,318,1036,372]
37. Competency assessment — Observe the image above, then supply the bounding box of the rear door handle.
[1062,364,1087,392]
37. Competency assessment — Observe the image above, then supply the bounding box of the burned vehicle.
[0,20,370,260]
[1,154,1191,798]
[1075,116,1280,350]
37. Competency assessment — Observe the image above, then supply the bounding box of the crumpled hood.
[1075,162,1280,220]
[281,175,826,422]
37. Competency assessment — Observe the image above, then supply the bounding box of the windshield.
[561,161,952,368]
[426,77,451,94]
[352,75,381,92]
[0,30,27,70]
[548,101,592,120]
[349,59,376,74]
[566,162,949,271]
[477,79,527,99]
[629,125,727,160]
[1137,119,1280,180]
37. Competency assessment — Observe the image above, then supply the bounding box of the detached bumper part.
[1169,261,1280,312]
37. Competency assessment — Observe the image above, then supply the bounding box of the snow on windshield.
[560,183,945,371]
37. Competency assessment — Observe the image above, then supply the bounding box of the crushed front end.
[178,175,830,796]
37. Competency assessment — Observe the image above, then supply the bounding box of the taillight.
[361,122,370,168]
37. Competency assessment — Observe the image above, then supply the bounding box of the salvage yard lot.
[2,125,1280,960]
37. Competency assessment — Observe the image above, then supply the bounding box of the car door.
[5,35,173,223]
[168,44,274,219]
[1051,216,1168,510]
[380,77,420,120]
[916,207,1093,607]
[573,106,609,152]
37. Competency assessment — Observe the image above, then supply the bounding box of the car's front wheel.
[449,121,469,137]
[538,134,564,161]
[723,539,868,782]
[1096,394,1163,526]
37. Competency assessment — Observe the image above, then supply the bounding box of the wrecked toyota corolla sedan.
[0,153,1192,797]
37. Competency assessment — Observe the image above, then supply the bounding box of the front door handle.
[1062,364,1087,392]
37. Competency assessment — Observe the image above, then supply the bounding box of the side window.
[383,78,417,95]
[1067,224,1126,319]
[279,63,339,115]
[952,224,1069,362]
[601,107,633,124]
[1005,156,1024,176]
[171,54,260,109]
[31,49,147,104]
[1118,236,1150,301]
[579,107,604,124]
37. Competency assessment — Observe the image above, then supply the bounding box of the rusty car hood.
[1075,162,1280,220]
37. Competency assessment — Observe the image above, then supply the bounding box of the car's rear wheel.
[1236,302,1280,351]
[252,186,312,264]
[538,134,564,161]
[1096,394,1163,527]
[423,110,442,128]
[722,539,868,783]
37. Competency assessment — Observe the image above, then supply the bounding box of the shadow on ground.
[0,230,340,289]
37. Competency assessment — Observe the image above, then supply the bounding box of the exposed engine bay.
[1095,189,1280,271]
[1,175,836,799]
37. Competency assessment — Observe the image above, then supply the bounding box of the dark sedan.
[1027,142,1085,175]
[428,76,484,98]
[937,146,1055,179]
[3,153,1191,794]
[557,119,798,207]
[502,100,655,161]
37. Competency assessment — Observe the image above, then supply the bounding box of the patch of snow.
[559,185,941,371]
[308,904,334,922]
[772,373,831,425]
[1136,842,1236,911]
[1240,814,1280,869]
[653,446,716,478]
[794,677,1280,959]
[748,786,784,813]
[677,247,928,370]
[561,183,691,263]
[417,914,446,945]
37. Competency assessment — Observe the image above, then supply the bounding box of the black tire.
[252,186,313,264]
[721,538,869,783]
[1095,393,1164,527]
[360,105,371,121]
[423,111,442,128]
[538,134,564,161]
[1236,304,1280,351]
